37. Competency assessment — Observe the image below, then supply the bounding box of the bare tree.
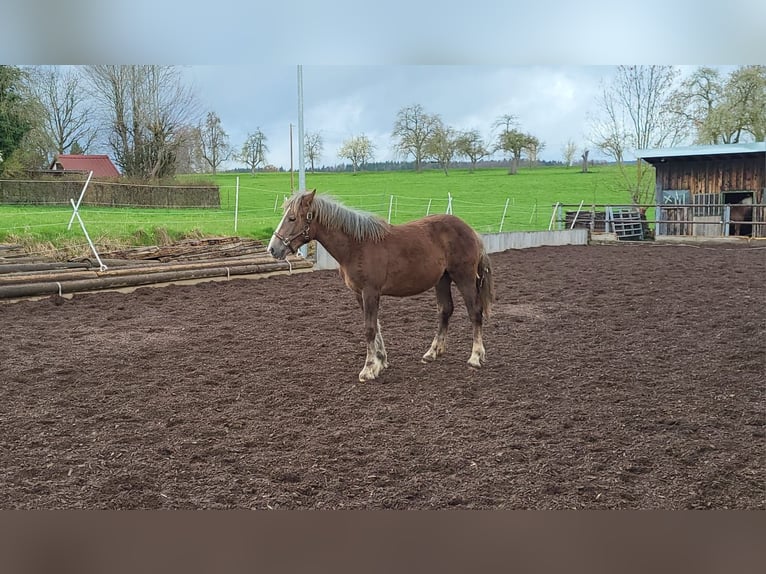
[525,136,544,168]
[492,113,519,136]
[26,66,98,162]
[392,104,441,172]
[455,129,490,172]
[198,111,230,174]
[590,65,687,204]
[238,129,269,174]
[85,65,199,179]
[304,131,323,173]
[562,139,578,167]
[424,123,457,175]
[338,134,375,173]
[175,125,205,174]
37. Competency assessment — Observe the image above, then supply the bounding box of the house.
[49,154,121,178]
[636,142,765,237]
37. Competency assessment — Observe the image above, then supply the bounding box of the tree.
[455,129,490,172]
[175,125,205,174]
[670,67,725,143]
[673,65,766,144]
[423,123,457,175]
[392,104,441,172]
[496,128,535,175]
[493,114,519,135]
[590,65,687,204]
[338,134,375,173]
[562,139,578,167]
[0,65,34,174]
[525,136,544,168]
[85,65,199,179]
[719,65,766,142]
[27,66,98,161]
[238,129,269,174]
[198,111,230,175]
[493,114,530,174]
[304,131,323,173]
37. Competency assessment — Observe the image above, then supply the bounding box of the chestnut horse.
[268,190,495,382]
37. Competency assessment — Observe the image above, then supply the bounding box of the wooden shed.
[636,142,765,238]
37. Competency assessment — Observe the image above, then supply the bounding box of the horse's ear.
[308,189,316,202]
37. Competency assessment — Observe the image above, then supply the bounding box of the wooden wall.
[654,155,765,200]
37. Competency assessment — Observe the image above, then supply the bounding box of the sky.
[2,0,762,172]
[184,65,617,171]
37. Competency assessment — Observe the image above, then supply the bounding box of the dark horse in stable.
[729,196,753,236]
[268,190,495,382]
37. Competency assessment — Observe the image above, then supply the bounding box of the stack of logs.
[0,237,313,300]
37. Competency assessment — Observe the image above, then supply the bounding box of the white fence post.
[69,198,107,271]
[548,202,560,230]
[446,193,453,215]
[570,200,584,229]
[499,198,510,233]
[234,176,240,233]
[387,195,394,223]
[67,171,93,230]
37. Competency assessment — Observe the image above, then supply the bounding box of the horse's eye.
[288,216,296,222]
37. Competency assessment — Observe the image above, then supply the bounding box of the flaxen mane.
[285,192,390,242]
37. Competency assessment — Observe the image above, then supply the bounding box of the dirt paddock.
[1,243,763,509]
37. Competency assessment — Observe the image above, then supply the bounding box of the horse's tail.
[477,247,495,318]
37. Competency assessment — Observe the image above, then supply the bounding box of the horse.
[729,196,753,236]
[267,190,495,382]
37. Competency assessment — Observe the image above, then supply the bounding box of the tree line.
[0,65,763,185]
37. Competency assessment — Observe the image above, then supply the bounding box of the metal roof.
[635,142,766,164]
[50,154,121,177]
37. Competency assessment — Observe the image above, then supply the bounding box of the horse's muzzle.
[267,238,288,260]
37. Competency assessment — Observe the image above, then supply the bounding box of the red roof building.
[50,154,121,178]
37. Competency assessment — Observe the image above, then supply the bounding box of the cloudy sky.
[3,0,761,172]
[184,65,619,170]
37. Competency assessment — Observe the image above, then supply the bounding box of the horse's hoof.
[467,358,483,369]
[422,352,437,363]
[359,363,382,381]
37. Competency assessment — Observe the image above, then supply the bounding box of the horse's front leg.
[358,290,386,382]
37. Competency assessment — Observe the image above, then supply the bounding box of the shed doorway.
[722,191,754,236]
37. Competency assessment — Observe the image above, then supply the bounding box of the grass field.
[0,165,642,257]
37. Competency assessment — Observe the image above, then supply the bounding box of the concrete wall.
[313,229,588,270]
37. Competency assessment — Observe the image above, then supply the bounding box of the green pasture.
[0,165,644,257]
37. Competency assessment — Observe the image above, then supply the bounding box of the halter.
[273,211,313,254]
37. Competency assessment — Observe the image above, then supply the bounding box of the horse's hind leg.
[422,273,453,363]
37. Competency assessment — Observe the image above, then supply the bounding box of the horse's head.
[267,189,317,260]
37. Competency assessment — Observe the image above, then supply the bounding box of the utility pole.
[297,66,307,257]
[297,65,306,193]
